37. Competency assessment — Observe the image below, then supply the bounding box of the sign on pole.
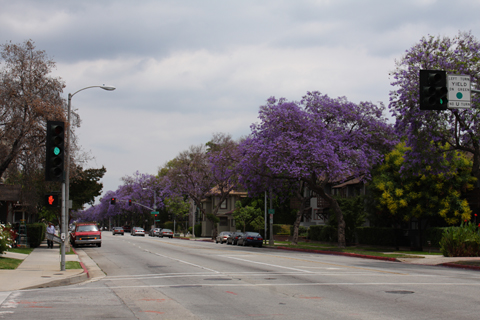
[151,211,159,215]
[448,74,471,109]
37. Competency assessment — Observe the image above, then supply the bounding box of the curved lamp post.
[61,85,115,271]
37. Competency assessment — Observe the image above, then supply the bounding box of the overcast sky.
[2,0,480,203]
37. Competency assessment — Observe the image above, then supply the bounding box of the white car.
[131,227,145,236]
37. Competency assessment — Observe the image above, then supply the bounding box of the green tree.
[370,142,475,225]
[69,166,106,210]
[233,200,264,232]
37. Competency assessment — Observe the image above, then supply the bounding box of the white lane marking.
[146,250,220,273]
[0,292,12,307]
[225,256,314,273]
[21,281,480,293]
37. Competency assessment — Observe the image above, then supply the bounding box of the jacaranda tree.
[239,92,396,247]
[389,31,480,181]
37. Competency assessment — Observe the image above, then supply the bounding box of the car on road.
[158,228,173,238]
[226,232,244,245]
[131,227,145,236]
[215,231,231,244]
[149,228,161,237]
[70,222,102,248]
[237,232,263,247]
[123,225,131,233]
[112,227,124,235]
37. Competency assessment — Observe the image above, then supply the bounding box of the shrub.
[273,224,290,235]
[27,223,46,248]
[290,225,307,236]
[423,227,446,248]
[356,227,397,246]
[0,223,15,254]
[439,222,480,257]
[308,225,337,242]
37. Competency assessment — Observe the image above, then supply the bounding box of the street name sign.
[151,211,159,215]
[448,74,471,109]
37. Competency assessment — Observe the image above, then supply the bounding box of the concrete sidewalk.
[0,241,103,291]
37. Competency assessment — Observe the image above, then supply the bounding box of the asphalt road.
[1,232,480,319]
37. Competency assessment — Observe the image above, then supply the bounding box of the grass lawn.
[65,261,82,269]
[0,257,23,269]
[8,247,34,255]
[269,241,442,259]
[451,260,480,267]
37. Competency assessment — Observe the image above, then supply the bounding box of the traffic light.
[44,193,59,207]
[110,197,116,205]
[420,70,448,110]
[128,199,132,206]
[45,121,65,181]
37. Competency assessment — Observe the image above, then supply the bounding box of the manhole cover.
[172,285,202,288]
[41,276,51,278]
[385,291,414,294]
[54,273,64,275]
[147,266,164,268]
[264,278,277,280]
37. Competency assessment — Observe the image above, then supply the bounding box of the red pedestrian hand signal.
[48,195,55,205]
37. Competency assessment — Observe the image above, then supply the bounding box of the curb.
[71,247,89,278]
[272,246,399,262]
[441,262,480,271]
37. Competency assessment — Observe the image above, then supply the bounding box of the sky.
[2,0,480,204]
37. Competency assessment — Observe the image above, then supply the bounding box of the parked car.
[123,225,131,233]
[216,231,231,244]
[70,222,101,248]
[149,228,161,237]
[237,232,263,247]
[112,227,124,235]
[131,227,145,236]
[159,228,173,238]
[226,232,244,245]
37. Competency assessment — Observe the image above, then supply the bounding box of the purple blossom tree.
[164,133,241,239]
[239,92,396,247]
[389,31,480,180]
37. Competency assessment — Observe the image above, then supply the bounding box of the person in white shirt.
[46,222,55,249]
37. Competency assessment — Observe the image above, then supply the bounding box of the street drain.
[172,285,202,288]
[147,265,165,268]
[265,278,277,280]
[385,291,414,294]
[41,276,51,278]
[204,278,232,281]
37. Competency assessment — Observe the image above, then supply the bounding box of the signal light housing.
[45,121,65,181]
[45,193,59,207]
[420,70,448,110]
[110,197,116,205]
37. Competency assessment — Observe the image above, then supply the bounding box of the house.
[0,184,22,224]
[198,189,247,237]
[300,177,365,228]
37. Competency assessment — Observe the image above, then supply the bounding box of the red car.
[70,223,102,248]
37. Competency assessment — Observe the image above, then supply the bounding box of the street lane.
[1,232,480,319]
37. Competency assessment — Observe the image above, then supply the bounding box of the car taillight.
[247,237,253,240]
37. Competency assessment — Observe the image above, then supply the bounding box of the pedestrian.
[46,222,55,249]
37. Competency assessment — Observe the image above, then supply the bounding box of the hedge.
[27,223,46,248]
[308,225,337,242]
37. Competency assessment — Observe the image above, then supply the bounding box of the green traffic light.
[53,147,61,155]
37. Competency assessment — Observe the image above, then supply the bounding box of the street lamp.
[61,85,115,271]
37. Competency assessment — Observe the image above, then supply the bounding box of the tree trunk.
[291,207,303,245]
